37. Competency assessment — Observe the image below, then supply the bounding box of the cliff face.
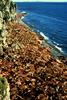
[0,1,16,99]
[0,0,16,55]
[0,0,16,22]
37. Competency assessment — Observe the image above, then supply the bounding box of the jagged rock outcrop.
[0,0,16,22]
[0,0,16,55]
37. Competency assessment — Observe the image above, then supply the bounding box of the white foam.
[53,41,60,46]
[21,11,27,14]
[38,31,64,54]
[21,16,25,19]
[53,41,63,47]
[40,32,49,40]
[55,45,63,53]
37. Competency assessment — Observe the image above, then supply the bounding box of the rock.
[0,0,16,55]
[10,1,16,20]
[0,0,16,22]
[0,77,10,100]
[0,11,3,30]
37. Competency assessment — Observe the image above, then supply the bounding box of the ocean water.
[16,2,67,56]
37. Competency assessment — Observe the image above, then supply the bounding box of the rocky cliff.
[0,0,16,22]
[0,0,16,55]
[0,0,16,99]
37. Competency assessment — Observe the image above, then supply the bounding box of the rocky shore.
[0,0,67,100]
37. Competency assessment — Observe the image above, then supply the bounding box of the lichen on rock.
[0,0,16,22]
[0,0,16,55]
[0,77,10,100]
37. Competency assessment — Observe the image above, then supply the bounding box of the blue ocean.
[16,2,67,56]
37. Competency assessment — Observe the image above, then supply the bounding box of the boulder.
[0,77,10,100]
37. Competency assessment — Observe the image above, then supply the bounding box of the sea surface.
[16,2,67,56]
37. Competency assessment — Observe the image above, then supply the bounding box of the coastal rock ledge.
[0,0,67,100]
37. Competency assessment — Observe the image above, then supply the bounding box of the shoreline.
[20,19,65,58]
